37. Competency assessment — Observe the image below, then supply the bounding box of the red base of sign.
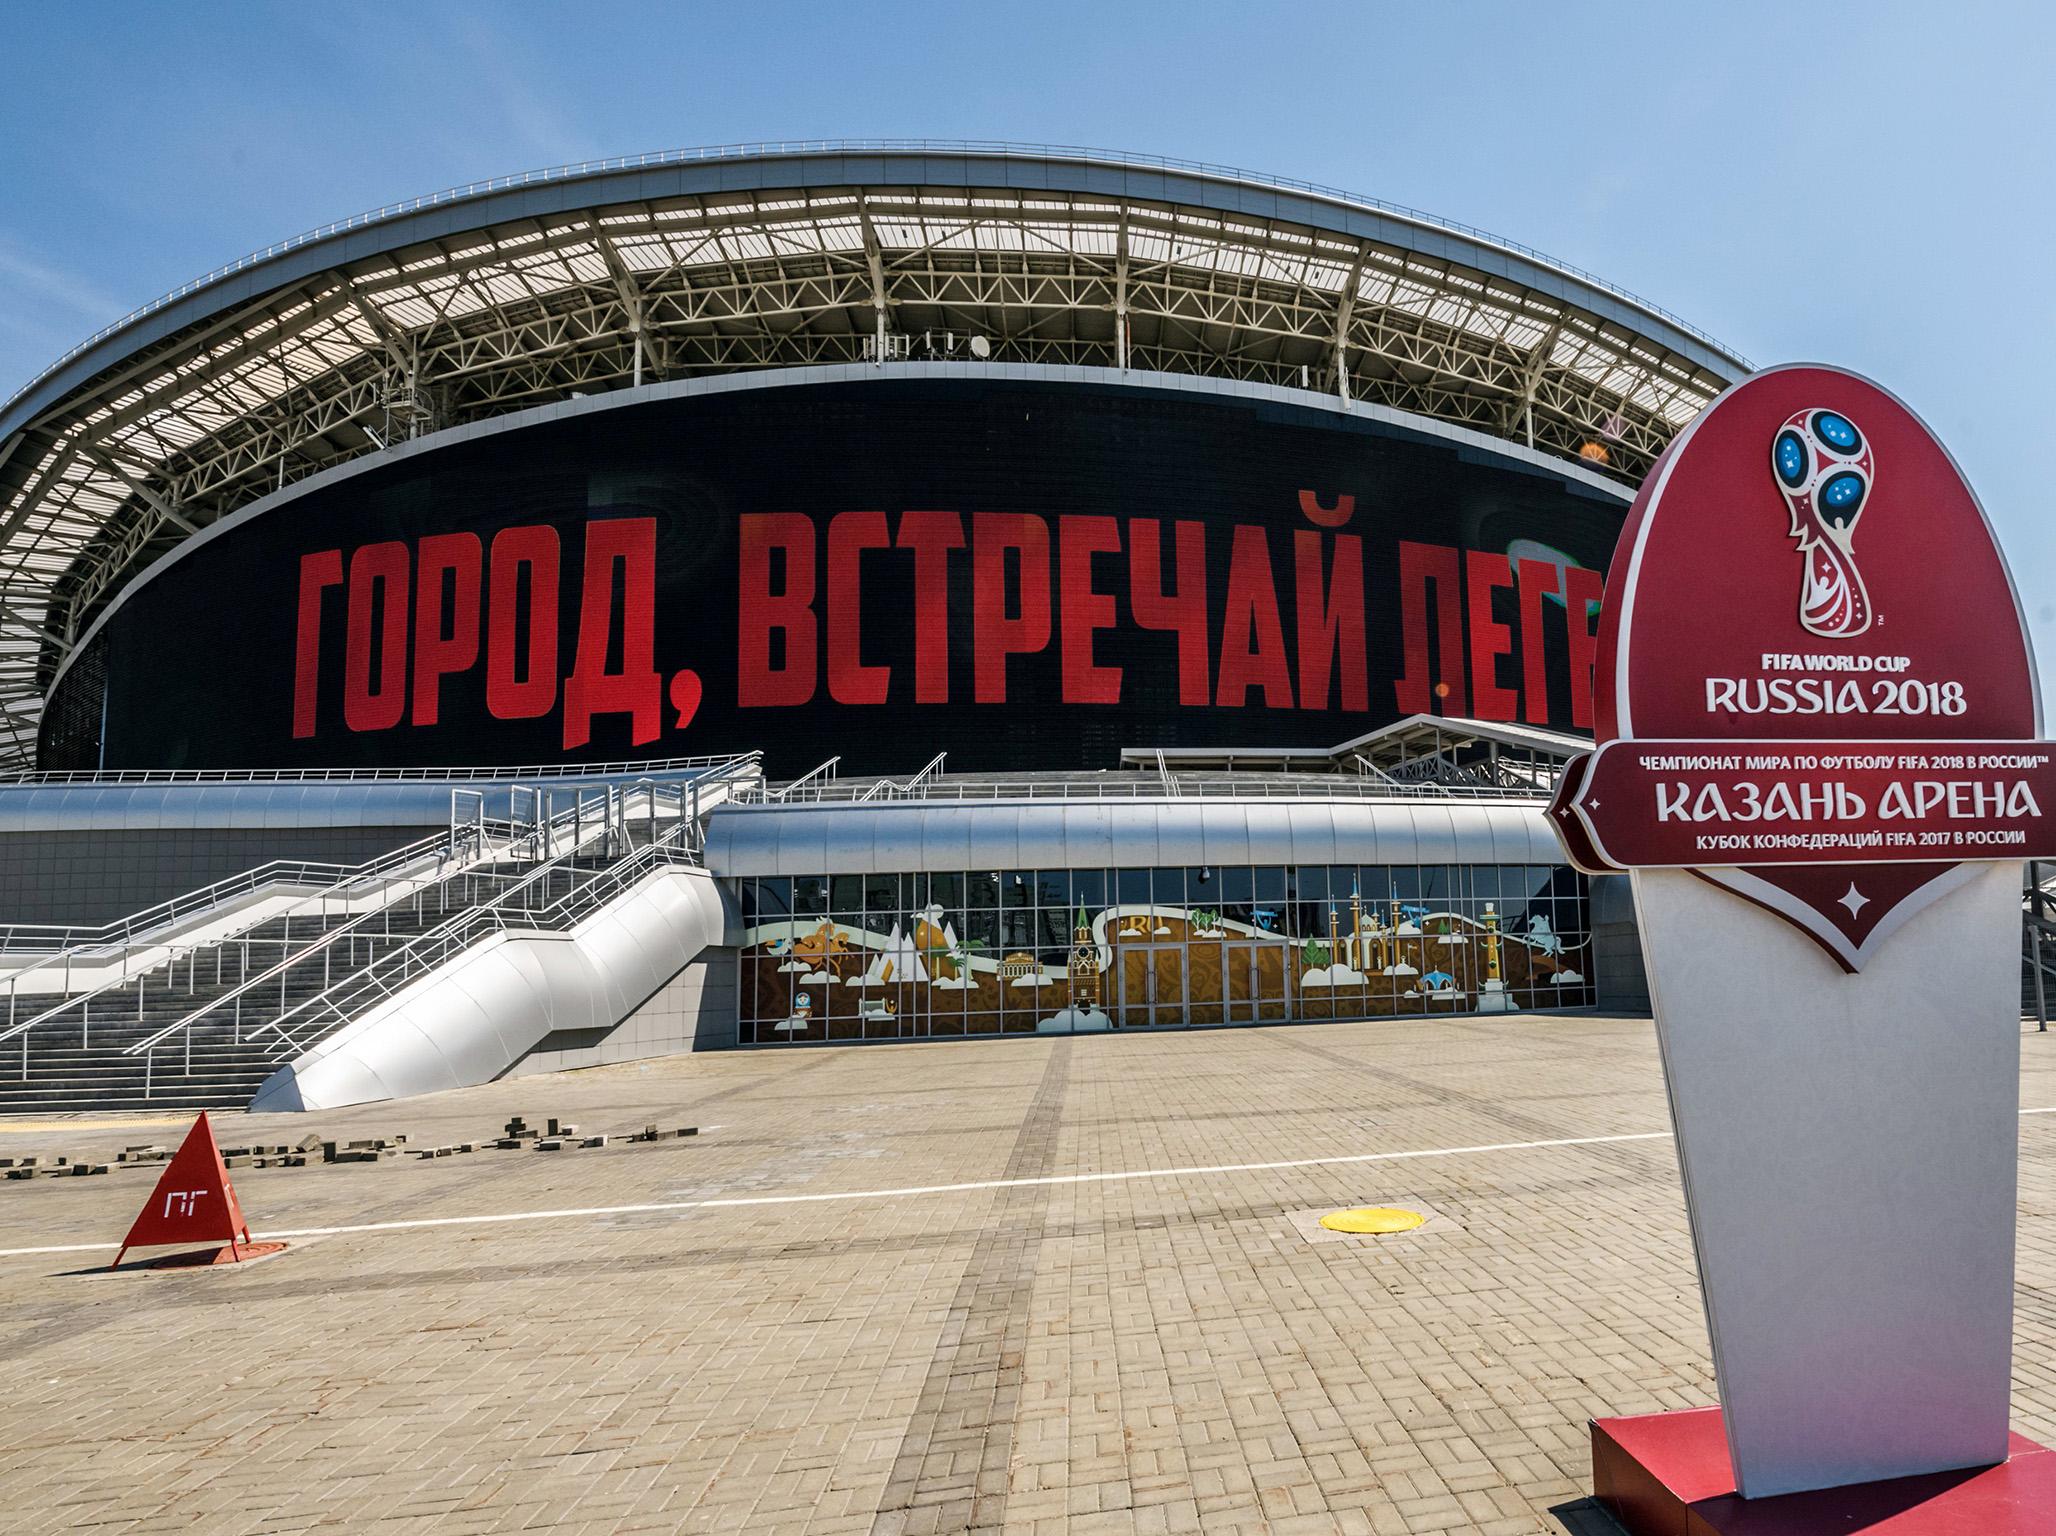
[127,1240,288,1271]
[1593,1408,2056,1534]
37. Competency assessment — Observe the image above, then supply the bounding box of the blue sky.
[1,1,2051,697]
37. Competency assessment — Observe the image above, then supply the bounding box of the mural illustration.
[739,864,1593,1042]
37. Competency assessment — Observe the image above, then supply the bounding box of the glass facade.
[738,863,1594,1044]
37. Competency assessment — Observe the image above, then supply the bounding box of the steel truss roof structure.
[0,141,1749,771]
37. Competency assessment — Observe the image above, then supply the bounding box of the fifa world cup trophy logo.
[1771,408,1874,638]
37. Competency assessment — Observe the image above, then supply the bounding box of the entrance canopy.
[1120,714,1586,793]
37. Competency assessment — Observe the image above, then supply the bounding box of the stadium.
[0,141,1750,1111]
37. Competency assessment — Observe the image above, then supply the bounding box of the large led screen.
[43,377,1628,775]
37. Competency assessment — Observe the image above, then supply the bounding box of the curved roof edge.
[704,794,1565,876]
[46,361,1633,704]
[0,140,1751,444]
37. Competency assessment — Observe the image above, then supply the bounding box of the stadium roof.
[0,140,1750,771]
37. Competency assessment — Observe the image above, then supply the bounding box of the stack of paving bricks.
[410,1140,483,1160]
[627,1122,699,1143]
[322,1135,407,1165]
[2,1153,109,1179]
[1,1115,700,1185]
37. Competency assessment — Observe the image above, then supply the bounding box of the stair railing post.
[2033,862,2048,1032]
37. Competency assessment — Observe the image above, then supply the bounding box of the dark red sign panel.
[112,1112,253,1267]
[1573,740,2056,868]
[1565,364,2045,969]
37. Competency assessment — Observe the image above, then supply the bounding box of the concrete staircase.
[0,762,756,1114]
[0,882,511,1113]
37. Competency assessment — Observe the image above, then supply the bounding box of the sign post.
[112,1112,257,1269]
[1554,365,2056,1528]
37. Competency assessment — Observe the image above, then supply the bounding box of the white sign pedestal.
[1632,862,2022,1497]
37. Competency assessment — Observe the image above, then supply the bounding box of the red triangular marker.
[112,1112,252,1268]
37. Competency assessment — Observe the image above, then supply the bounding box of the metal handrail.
[0,824,473,1035]
[739,772,1545,805]
[134,758,756,1068]
[119,775,700,1060]
[6,140,1745,417]
[125,819,622,1056]
[1,751,757,787]
[244,784,721,1058]
[855,752,947,802]
[769,756,841,800]
[0,826,487,1049]
[0,829,462,957]
[1,758,759,1089]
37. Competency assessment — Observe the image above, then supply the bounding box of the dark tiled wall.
[1591,873,1650,1012]
[0,827,422,926]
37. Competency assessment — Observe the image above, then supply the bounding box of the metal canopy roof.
[0,140,1749,772]
[1123,714,1588,771]
[704,795,1564,878]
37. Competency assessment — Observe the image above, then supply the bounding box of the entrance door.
[1225,944,1257,1022]
[1114,943,1187,1027]
[1252,936,1292,1021]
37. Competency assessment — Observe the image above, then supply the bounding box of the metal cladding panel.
[262,785,304,829]
[300,785,347,827]
[1014,806,1073,869]
[1104,805,1164,869]
[1151,805,1208,867]
[1334,803,1404,865]
[1195,803,1247,865]
[696,796,1556,876]
[964,805,1024,872]
[156,789,202,829]
[1063,802,1115,870]
[1408,806,1463,864]
[818,808,878,873]
[774,811,832,876]
[1518,805,1563,863]
[1239,803,1297,865]
[124,786,172,830]
[869,808,925,871]
[918,805,977,871]
[1481,806,1530,866]
[1078,164,1132,198]
[702,808,777,875]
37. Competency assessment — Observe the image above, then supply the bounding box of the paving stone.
[2,1015,2054,1535]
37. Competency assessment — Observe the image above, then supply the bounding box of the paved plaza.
[4,1014,2056,1535]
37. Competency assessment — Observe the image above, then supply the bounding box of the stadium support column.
[1116,213,1130,371]
[1333,252,1363,405]
[862,204,888,365]
[1517,322,1561,451]
[591,223,648,388]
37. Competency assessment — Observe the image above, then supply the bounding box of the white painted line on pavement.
[3,1128,1672,1256]
[7,1108,2056,1259]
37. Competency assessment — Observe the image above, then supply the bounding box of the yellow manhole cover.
[1319,1206,1426,1235]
